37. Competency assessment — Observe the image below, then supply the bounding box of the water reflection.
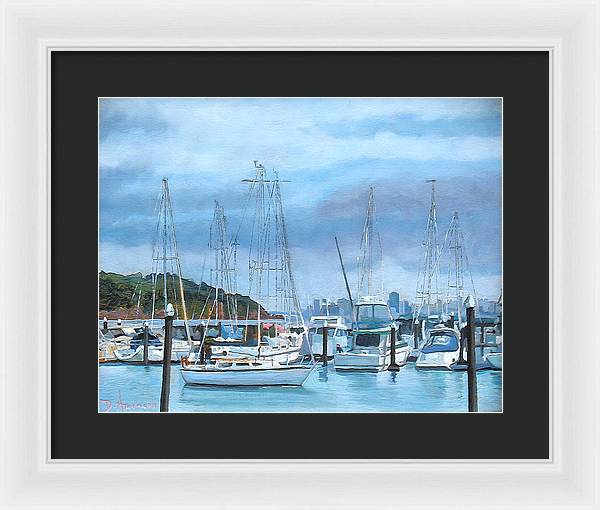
[99,362,502,413]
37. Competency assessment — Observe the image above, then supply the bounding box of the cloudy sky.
[99,98,502,306]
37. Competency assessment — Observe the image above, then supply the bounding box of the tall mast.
[209,201,238,323]
[445,212,464,325]
[162,178,168,313]
[357,186,380,299]
[243,161,300,329]
[441,211,477,326]
[414,179,441,321]
[152,178,191,341]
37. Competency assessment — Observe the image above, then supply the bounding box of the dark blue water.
[98,363,502,413]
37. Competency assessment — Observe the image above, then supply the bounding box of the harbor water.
[99,362,502,413]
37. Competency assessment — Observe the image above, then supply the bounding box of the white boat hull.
[334,346,410,371]
[416,350,459,370]
[180,364,315,386]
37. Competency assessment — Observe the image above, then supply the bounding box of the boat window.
[355,333,381,347]
[429,334,455,347]
[357,305,372,319]
[221,324,245,340]
[421,333,460,353]
[373,305,390,319]
[357,305,391,320]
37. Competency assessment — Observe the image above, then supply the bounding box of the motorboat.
[416,324,495,370]
[416,324,463,370]
[486,351,502,370]
[334,298,410,371]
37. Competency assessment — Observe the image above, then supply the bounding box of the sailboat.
[334,187,410,371]
[113,178,193,362]
[410,180,444,361]
[416,212,491,370]
[193,201,303,364]
[180,161,316,386]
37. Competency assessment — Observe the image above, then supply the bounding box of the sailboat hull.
[180,364,315,386]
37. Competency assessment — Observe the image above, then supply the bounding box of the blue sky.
[99,98,502,305]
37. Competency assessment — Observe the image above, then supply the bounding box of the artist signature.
[99,391,158,412]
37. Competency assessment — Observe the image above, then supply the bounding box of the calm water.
[98,362,502,413]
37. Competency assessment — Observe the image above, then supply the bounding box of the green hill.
[98,271,266,320]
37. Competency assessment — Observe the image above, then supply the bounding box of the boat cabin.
[421,326,460,354]
[354,301,393,330]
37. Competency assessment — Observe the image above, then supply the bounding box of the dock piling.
[388,325,399,371]
[143,321,149,365]
[160,304,175,413]
[465,296,478,412]
[322,326,329,366]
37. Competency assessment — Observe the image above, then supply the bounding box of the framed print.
[1,1,599,509]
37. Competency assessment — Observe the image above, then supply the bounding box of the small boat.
[335,298,410,371]
[486,351,502,370]
[114,345,144,362]
[416,325,463,370]
[308,315,349,357]
[180,358,315,386]
[416,324,494,370]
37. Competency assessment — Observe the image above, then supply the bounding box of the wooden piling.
[388,325,399,371]
[465,297,478,412]
[160,304,174,413]
[322,326,329,366]
[143,321,149,365]
[413,320,419,349]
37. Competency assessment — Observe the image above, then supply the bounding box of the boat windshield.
[357,304,390,320]
[355,304,391,329]
[355,333,382,347]
[422,333,459,353]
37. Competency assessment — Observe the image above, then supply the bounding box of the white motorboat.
[416,324,494,370]
[416,325,463,370]
[335,298,410,371]
[181,358,315,386]
[308,315,349,357]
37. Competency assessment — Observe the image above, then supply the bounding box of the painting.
[98,97,502,413]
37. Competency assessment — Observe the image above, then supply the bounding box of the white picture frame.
[1,0,597,508]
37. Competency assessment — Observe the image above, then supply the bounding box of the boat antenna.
[334,235,354,315]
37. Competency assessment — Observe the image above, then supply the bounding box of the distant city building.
[336,297,353,322]
[311,297,334,316]
[398,299,412,315]
[388,291,400,314]
[312,299,321,316]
